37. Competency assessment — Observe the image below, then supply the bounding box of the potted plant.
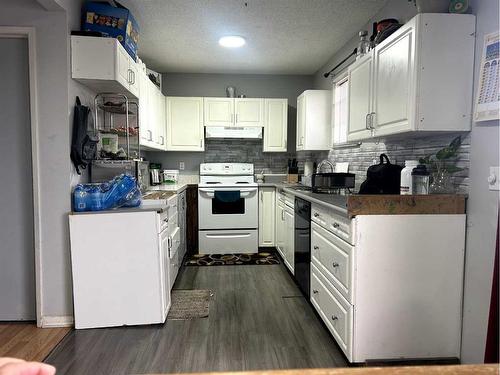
[419,135,463,194]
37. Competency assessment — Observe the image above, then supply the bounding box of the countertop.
[71,202,168,215]
[258,183,466,218]
[156,364,498,375]
[147,182,193,194]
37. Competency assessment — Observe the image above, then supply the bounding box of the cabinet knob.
[332,222,340,228]
[313,213,320,218]
[313,290,319,294]
[331,315,338,321]
[313,246,319,250]
[332,262,339,268]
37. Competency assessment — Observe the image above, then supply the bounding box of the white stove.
[198,163,258,254]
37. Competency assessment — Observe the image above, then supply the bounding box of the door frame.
[0,27,42,327]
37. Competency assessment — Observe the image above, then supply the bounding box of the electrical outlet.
[488,167,499,191]
[179,161,185,171]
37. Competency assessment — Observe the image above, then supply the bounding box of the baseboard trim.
[40,315,74,328]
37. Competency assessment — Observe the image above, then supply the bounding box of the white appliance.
[198,163,258,254]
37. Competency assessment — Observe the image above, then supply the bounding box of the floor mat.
[167,289,212,320]
[184,252,280,266]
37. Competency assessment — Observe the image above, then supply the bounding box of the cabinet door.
[235,98,264,127]
[275,202,285,257]
[147,81,158,146]
[138,71,152,146]
[156,90,166,150]
[128,60,140,98]
[263,99,288,152]
[284,208,295,274]
[116,42,131,90]
[160,230,171,318]
[372,24,415,135]
[166,97,204,151]
[296,95,305,150]
[204,98,234,126]
[258,188,276,247]
[347,52,373,141]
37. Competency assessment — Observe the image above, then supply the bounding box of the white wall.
[314,0,500,363]
[461,0,500,363]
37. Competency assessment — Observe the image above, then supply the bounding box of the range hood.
[205,126,263,139]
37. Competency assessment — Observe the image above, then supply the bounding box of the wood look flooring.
[45,264,347,374]
[0,323,70,362]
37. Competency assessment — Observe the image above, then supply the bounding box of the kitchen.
[0,0,498,374]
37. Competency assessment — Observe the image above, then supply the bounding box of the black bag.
[359,154,403,194]
[70,97,98,175]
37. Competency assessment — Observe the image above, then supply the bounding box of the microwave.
[89,160,149,193]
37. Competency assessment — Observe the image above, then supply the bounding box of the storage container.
[82,1,139,61]
[163,170,179,184]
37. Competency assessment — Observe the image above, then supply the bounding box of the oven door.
[198,187,258,230]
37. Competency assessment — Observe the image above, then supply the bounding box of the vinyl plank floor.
[45,264,347,374]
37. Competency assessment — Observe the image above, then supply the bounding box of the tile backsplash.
[327,133,470,193]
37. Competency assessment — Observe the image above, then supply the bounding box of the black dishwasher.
[294,197,311,298]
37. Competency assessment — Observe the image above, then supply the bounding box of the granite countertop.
[147,183,192,194]
[258,183,466,218]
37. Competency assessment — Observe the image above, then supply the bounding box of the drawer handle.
[332,222,340,228]
[332,262,339,268]
[331,315,338,321]
[313,246,319,250]
[163,218,169,223]
[313,213,320,218]
[312,290,319,294]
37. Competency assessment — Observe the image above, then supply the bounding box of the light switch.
[488,167,499,191]
[179,161,185,170]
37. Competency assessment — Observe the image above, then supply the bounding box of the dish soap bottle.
[400,160,419,195]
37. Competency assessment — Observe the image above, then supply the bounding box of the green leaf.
[444,165,464,174]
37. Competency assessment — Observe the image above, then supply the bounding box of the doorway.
[0,36,36,321]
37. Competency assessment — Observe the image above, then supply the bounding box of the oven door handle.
[198,187,257,198]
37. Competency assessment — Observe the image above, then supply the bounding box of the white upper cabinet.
[235,98,264,127]
[347,13,475,141]
[263,99,288,152]
[347,53,373,141]
[296,90,332,151]
[138,70,166,151]
[71,36,139,99]
[204,98,234,126]
[166,97,204,151]
[204,98,264,127]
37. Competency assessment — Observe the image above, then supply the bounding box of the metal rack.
[93,93,140,161]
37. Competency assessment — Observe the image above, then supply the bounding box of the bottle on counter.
[411,164,430,195]
[400,160,420,195]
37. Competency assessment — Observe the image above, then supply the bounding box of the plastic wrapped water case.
[82,1,139,61]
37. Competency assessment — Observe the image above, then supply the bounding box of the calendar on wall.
[474,32,500,122]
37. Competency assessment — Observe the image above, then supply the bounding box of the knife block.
[287,174,299,183]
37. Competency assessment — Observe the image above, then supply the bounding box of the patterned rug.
[185,252,280,266]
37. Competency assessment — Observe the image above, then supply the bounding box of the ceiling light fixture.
[218,36,246,48]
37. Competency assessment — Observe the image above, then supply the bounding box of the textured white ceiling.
[121,0,388,74]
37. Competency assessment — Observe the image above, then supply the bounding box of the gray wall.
[460,0,500,363]
[0,0,73,320]
[147,73,317,173]
[314,0,499,363]
[0,38,35,320]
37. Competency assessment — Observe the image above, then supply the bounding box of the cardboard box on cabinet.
[82,1,139,61]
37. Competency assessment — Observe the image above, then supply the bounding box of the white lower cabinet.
[283,204,294,274]
[275,199,286,258]
[311,263,353,359]
[275,190,294,274]
[69,211,170,329]
[259,187,276,247]
[310,203,466,363]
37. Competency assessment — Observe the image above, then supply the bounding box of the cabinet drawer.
[311,263,353,361]
[158,211,169,233]
[168,214,178,235]
[311,204,354,244]
[311,222,353,303]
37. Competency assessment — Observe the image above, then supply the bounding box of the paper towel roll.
[304,161,313,176]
